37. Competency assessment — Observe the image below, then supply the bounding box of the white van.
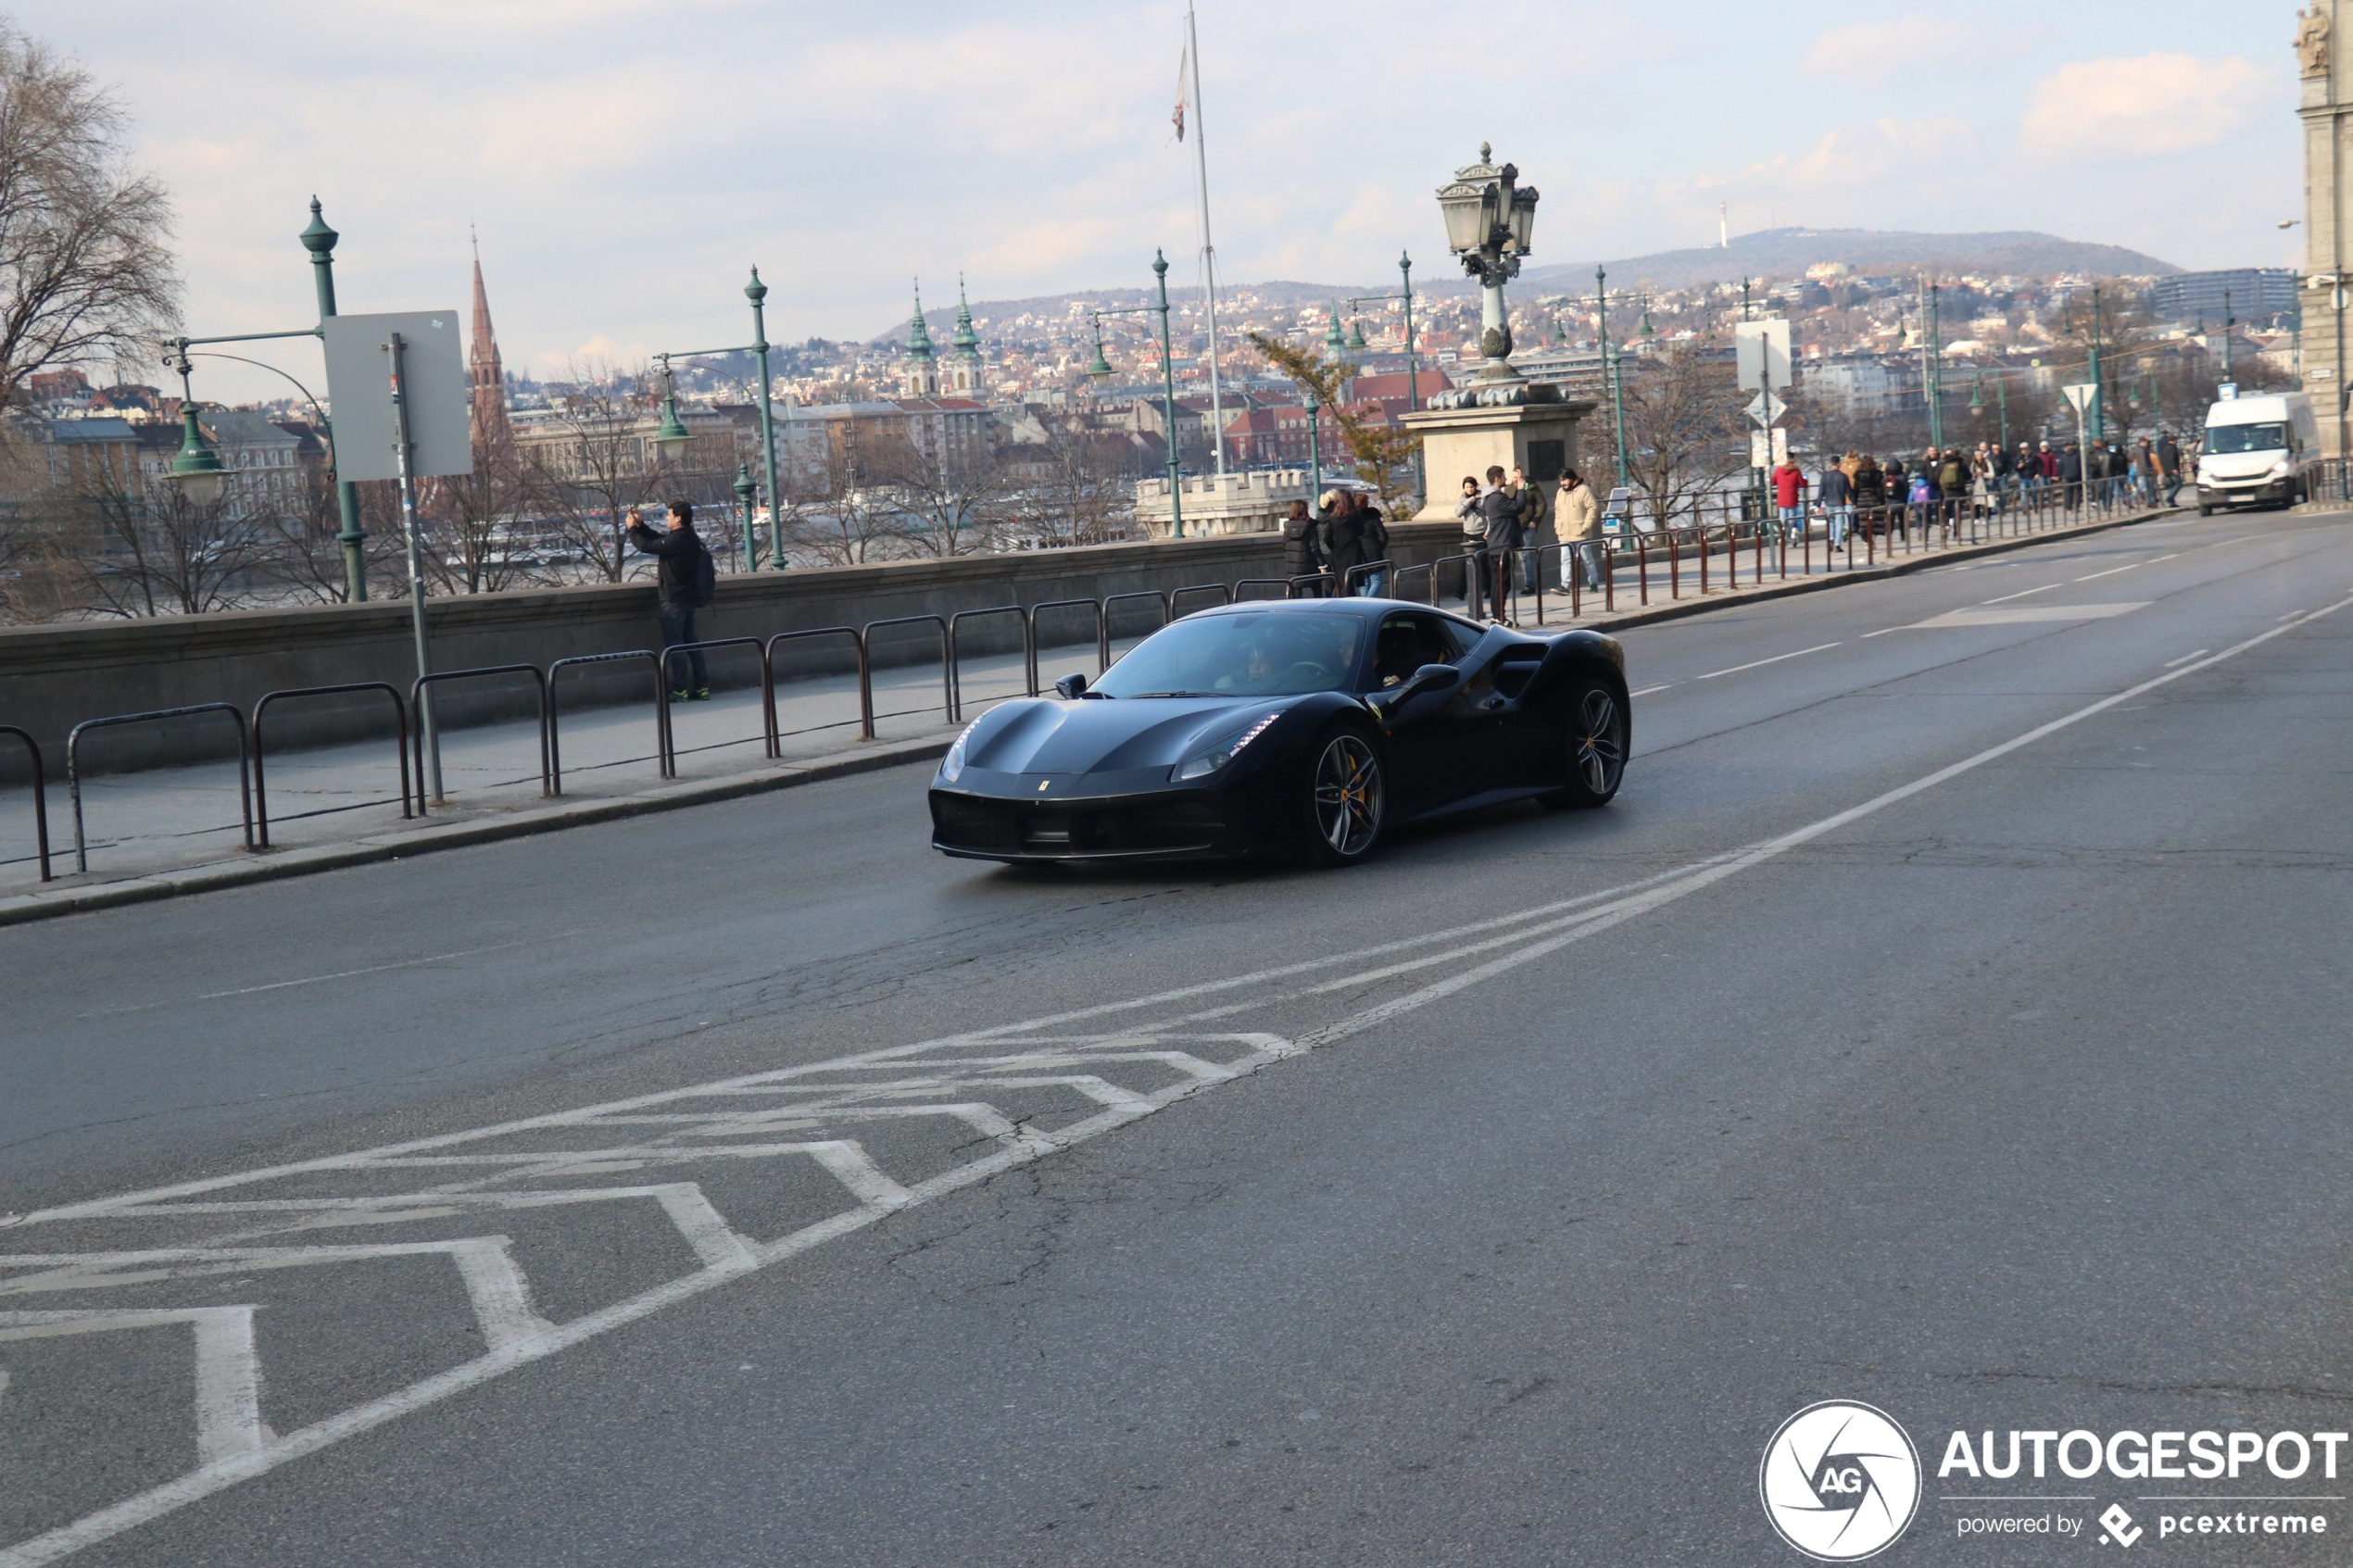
[2196,391,2318,515]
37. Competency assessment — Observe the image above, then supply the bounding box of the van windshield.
[2206,421,2289,456]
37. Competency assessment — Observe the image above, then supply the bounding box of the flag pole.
[1185,0,1227,475]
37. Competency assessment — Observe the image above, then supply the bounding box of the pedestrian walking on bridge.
[1556,467,1604,592]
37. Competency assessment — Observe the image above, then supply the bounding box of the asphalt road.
[4,503,2351,1566]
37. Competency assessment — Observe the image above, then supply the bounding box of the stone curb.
[0,504,2186,929]
[0,734,953,928]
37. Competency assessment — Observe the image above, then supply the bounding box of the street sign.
[2059,382,2099,416]
[322,310,472,482]
[1749,428,1789,468]
[1735,319,1792,393]
[1746,390,1788,427]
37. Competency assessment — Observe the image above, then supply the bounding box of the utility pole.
[1184,0,1226,474]
[1153,251,1184,539]
[2222,287,2235,382]
[1925,280,1945,450]
[1400,251,1423,507]
[2089,284,2107,442]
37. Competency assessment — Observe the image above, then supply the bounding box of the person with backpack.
[1851,453,1886,549]
[625,499,715,700]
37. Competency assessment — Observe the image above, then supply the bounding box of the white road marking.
[2162,649,2210,668]
[1900,603,2150,630]
[74,938,561,1018]
[2149,553,2181,562]
[1979,583,2063,606]
[1695,643,1841,680]
[1629,684,1673,697]
[2075,563,2141,582]
[1860,628,1902,638]
[8,590,2351,1568]
[0,1309,266,1465]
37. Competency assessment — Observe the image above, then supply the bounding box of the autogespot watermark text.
[1764,1404,2347,1557]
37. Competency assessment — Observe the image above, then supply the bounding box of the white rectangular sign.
[1749,428,1789,468]
[322,310,473,482]
[1735,320,1792,393]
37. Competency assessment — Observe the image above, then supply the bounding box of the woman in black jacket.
[1281,498,1324,593]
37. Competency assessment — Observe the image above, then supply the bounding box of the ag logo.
[1759,1400,1921,1561]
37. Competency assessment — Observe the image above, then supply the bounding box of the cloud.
[2020,53,2271,156]
[1804,16,1976,77]
[1789,119,1978,187]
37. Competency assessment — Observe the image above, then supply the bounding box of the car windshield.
[1091,612,1365,699]
[2206,421,2288,456]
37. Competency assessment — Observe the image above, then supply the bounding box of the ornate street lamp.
[1087,315,1115,382]
[1430,143,1548,407]
[734,460,758,560]
[653,358,693,459]
[160,346,225,507]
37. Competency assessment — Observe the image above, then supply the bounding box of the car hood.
[966,696,1285,774]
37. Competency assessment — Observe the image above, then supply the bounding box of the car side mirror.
[1374,662,1462,717]
[1053,671,1088,699]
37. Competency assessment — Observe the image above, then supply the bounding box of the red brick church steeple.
[468,231,510,449]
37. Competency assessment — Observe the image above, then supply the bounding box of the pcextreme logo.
[1760,1400,1924,1561]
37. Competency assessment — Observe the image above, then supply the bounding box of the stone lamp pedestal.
[1402,394,1593,522]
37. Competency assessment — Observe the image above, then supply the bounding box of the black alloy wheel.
[1306,728,1384,865]
[1551,679,1628,808]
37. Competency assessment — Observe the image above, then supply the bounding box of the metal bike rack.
[0,725,52,882]
[251,682,412,847]
[1169,583,1231,617]
[67,702,253,874]
[409,665,550,811]
[1028,597,1109,681]
[761,627,867,749]
[860,614,951,737]
[547,650,670,795]
[653,635,771,771]
[947,607,1031,722]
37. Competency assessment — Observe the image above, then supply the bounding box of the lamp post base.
[1402,397,1592,521]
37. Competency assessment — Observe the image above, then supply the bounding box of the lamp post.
[2221,287,2235,383]
[733,461,757,562]
[1925,281,1945,450]
[1094,256,1187,537]
[1596,264,1629,489]
[1305,382,1322,493]
[1340,251,1425,505]
[300,200,370,602]
[650,268,793,574]
[1432,142,1540,396]
[160,346,226,506]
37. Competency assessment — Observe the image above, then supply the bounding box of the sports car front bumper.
[929,770,1290,862]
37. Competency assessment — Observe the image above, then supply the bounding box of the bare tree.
[998,417,1139,546]
[1615,345,1748,529]
[520,363,661,583]
[869,439,1003,558]
[780,439,912,565]
[59,483,272,617]
[0,23,180,413]
[259,466,401,604]
[425,420,541,594]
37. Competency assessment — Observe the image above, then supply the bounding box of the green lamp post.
[1304,381,1322,493]
[1087,315,1114,382]
[163,351,227,507]
[744,268,787,570]
[733,460,758,563]
[299,199,369,601]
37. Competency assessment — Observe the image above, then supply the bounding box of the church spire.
[901,279,940,397]
[906,280,935,360]
[467,228,510,449]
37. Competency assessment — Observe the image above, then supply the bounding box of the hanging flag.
[1173,37,1189,141]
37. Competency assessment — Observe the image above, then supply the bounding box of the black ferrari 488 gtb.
[927,598,1630,867]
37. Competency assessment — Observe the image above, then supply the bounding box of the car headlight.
[2271,458,2293,478]
[939,718,982,784]
[1173,710,1283,781]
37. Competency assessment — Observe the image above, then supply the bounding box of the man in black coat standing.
[624,500,713,699]
[1474,465,1525,623]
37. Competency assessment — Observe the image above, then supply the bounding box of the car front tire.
[1303,724,1384,866]
[1549,678,1629,809]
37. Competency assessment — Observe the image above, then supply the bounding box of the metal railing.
[861,614,952,734]
[409,665,549,810]
[657,636,771,771]
[762,627,867,747]
[252,682,411,847]
[68,703,252,874]
[1170,583,1232,617]
[948,607,1033,721]
[0,725,52,882]
[548,650,671,794]
[1028,597,1110,679]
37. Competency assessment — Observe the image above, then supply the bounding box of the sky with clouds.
[23,0,2307,401]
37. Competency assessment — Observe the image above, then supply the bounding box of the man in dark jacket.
[1353,494,1391,596]
[1316,489,1363,595]
[1475,465,1524,622]
[2057,443,2084,510]
[2157,431,2183,507]
[624,500,712,699]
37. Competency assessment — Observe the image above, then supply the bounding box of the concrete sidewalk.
[0,497,2182,925]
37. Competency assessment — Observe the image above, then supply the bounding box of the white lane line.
[1629,684,1674,697]
[1299,590,2353,1049]
[1695,643,1841,680]
[74,938,558,1018]
[0,1309,266,1466]
[2150,553,2181,562]
[2162,648,2210,668]
[12,592,2353,1568]
[1860,627,1902,638]
[2075,563,2141,582]
[1980,583,2063,606]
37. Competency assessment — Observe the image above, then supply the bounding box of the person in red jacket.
[1771,457,1809,544]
